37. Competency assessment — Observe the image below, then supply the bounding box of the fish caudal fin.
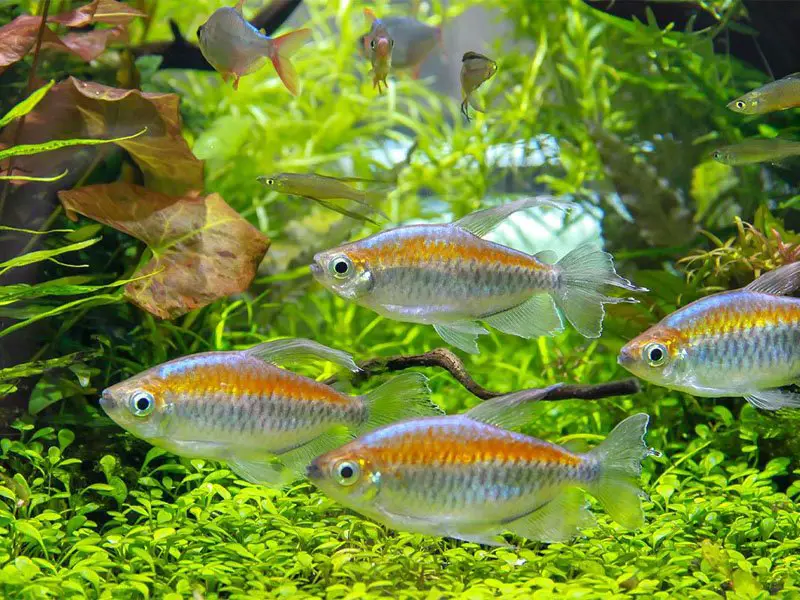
[553,243,647,338]
[269,28,312,95]
[359,372,440,433]
[505,488,595,543]
[586,413,655,530]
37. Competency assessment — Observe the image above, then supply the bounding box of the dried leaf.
[58,183,270,319]
[0,16,81,74]
[49,26,128,62]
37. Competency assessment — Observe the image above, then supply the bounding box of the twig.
[130,0,303,71]
[325,347,640,401]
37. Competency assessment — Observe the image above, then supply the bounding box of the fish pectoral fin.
[245,338,360,372]
[464,384,562,431]
[451,196,573,238]
[745,388,800,411]
[433,322,488,354]
[227,457,295,487]
[483,293,563,339]
[503,488,595,544]
[467,93,485,113]
[743,262,800,296]
[275,427,353,478]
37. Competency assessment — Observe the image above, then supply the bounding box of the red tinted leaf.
[0,1,144,73]
[58,183,270,319]
[50,0,147,27]
[56,26,128,62]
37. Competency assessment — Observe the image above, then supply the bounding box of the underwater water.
[2,0,800,597]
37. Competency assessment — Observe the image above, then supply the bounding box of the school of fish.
[96,0,800,549]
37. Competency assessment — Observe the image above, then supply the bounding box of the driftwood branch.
[326,347,640,402]
[130,0,303,71]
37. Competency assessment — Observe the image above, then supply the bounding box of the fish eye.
[643,342,668,368]
[265,178,274,186]
[328,255,353,279]
[334,460,361,486]
[197,25,204,37]
[390,39,394,47]
[735,100,746,109]
[129,390,155,417]
[370,39,376,50]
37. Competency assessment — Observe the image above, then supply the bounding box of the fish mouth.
[617,346,634,367]
[309,263,322,278]
[99,388,113,410]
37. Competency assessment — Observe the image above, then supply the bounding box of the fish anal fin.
[483,293,563,339]
[228,457,294,487]
[244,338,360,372]
[504,488,595,543]
[744,263,800,296]
[452,196,573,238]
[433,322,488,354]
[745,388,800,411]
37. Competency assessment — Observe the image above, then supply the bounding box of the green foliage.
[2,0,800,596]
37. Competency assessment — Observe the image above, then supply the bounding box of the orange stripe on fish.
[370,426,583,468]
[349,233,549,272]
[680,302,800,339]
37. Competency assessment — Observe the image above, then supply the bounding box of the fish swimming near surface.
[363,8,394,93]
[460,51,497,121]
[711,138,800,166]
[258,172,390,223]
[308,389,656,545]
[100,338,438,485]
[359,15,442,79]
[197,0,312,94]
[727,73,800,115]
[618,262,800,411]
[310,197,646,354]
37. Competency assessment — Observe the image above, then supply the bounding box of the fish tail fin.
[586,413,654,530]
[269,28,312,95]
[553,243,647,338]
[359,372,439,434]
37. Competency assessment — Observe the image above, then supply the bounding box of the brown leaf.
[0,16,83,74]
[57,183,270,319]
[56,26,128,62]
[0,78,204,195]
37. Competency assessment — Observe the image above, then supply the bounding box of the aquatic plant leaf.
[57,183,270,319]
[68,78,204,194]
[0,1,145,73]
[0,238,100,276]
[0,127,145,162]
[0,351,98,383]
[0,80,54,129]
[0,78,203,194]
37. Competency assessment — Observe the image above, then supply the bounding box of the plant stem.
[0,0,53,219]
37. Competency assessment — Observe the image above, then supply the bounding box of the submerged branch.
[327,347,640,401]
[130,0,303,71]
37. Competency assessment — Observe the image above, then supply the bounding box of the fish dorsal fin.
[744,263,800,296]
[451,196,574,238]
[465,385,562,430]
[533,250,557,264]
[244,338,360,372]
[783,72,800,81]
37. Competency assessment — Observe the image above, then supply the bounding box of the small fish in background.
[363,8,394,93]
[311,197,646,354]
[100,338,438,485]
[358,15,443,79]
[711,138,800,166]
[197,0,312,93]
[258,172,390,223]
[619,262,800,411]
[308,389,656,545]
[727,73,800,115]
[460,51,497,121]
